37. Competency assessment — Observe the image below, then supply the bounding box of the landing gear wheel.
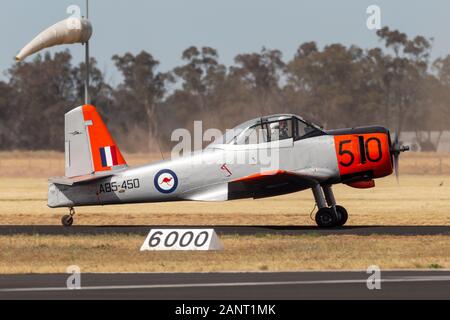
[315,207,337,228]
[335,205,348,226]
[61,215,73,227]
[61,207,75,227]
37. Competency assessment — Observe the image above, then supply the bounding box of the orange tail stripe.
[82,105,126,172]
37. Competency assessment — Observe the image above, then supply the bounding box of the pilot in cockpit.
[279,120,290,140]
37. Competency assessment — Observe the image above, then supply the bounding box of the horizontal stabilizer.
[49,167,126,186]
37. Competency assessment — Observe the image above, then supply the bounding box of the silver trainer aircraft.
[49,105,408,228]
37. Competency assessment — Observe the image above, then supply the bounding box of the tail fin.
[65,105,126,178]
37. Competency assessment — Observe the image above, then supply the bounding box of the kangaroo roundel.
[154,169,178,194]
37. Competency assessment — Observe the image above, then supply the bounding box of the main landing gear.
[61,207,75,227]
[311,184,348,228]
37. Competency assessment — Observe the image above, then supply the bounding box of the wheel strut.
[322,185,338,216]
[311,184,349,227]
[311,183,327,209]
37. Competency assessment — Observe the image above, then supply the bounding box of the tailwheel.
[61,207,75,227]
[315,207,337,228]
[335,205,348,227]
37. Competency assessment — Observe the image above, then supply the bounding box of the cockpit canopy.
[208,114,324,147]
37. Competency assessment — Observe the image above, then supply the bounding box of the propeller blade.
[394,152,399,183]
[390,130,409,183]
[394,130,399,149]
[394,130,399,182]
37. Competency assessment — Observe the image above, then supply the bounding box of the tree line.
[1,27,449,153]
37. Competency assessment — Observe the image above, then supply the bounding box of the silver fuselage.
[48,135,340,208]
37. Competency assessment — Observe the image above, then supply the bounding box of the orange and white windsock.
[15,18,92,61]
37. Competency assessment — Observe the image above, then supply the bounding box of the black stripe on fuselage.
[326,126,389,136]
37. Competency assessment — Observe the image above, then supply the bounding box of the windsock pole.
[84,0,90,105]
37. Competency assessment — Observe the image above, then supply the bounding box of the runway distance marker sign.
[140,229,223,251]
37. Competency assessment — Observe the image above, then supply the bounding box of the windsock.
[15,18,92,61]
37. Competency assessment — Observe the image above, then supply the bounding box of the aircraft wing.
[227,169,318,200]
[181,168,334,201]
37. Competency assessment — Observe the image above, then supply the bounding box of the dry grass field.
[0,234,449,273]
[0,152,449,273]
[0,152,449,225]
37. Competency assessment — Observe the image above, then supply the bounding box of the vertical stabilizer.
[64,105,126,178]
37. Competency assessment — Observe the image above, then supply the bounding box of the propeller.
[390,130,410,182]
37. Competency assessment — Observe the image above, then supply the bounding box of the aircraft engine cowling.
[331,127,394,183]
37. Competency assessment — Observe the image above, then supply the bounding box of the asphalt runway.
[0,271,449,299]
[0,225,450,236]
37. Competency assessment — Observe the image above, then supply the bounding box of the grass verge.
[0,234,449,273]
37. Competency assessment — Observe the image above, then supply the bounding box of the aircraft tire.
[315,208,337,228]
[335,205,348,226]
[61,215,74,227]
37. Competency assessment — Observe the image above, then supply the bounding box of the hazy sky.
[1,0,449,83]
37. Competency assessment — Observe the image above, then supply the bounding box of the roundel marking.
[154,169,178,194]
